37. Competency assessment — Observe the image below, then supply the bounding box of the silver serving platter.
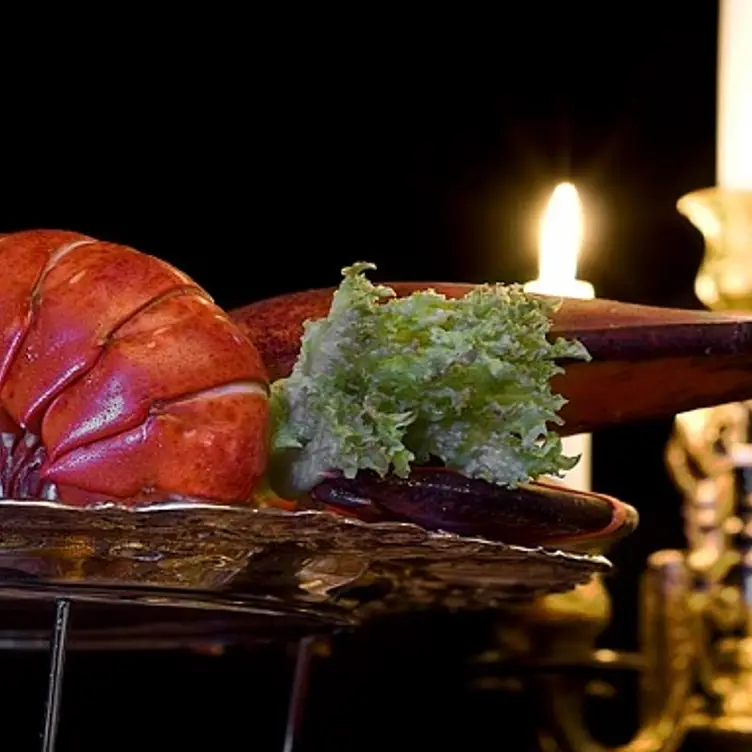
[0,499,609,627]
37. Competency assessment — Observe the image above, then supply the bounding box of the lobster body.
[0,230,269,506]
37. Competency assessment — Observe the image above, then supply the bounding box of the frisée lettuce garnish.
[269,262,591,497]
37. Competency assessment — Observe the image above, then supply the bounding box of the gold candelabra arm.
[533,551,696,752]
[635,552,696,746]
[677,187,752,312]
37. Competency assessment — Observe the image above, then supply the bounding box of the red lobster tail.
[0,230,270,507]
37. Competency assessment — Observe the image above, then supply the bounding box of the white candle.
[717,0,752,188]
[524,183,594,492]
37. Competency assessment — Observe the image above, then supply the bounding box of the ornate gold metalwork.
[475,550,698,751]
[478,187,752,750]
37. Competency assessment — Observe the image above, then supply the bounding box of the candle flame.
[538,182,583,284]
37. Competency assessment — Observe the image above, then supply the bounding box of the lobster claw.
[231,285,752,435]
[309,467,638,549]
[231,284,752,547]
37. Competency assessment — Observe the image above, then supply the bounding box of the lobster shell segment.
[0,230,270,507]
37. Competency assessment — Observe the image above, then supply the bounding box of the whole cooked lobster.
[1,228,751,548]
[0,229,268,506]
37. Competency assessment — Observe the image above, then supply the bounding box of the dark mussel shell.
[310,467,638,549]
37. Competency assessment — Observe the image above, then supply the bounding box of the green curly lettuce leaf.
[269,262,591,496]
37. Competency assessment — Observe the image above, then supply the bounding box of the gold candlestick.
[677,187,752,312]
[660,185,752,743]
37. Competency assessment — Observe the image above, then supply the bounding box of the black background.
[0,5,722,750]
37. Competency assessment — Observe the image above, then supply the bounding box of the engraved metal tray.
[0,499,610,640]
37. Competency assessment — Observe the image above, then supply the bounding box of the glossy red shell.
[0,230,269,506]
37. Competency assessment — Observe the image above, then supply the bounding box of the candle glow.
[524,182,594,491]
[525,182,594,300]
[539,182,583,285]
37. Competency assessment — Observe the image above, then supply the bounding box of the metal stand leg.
[283,636,317,752]
[41,598,71,752]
